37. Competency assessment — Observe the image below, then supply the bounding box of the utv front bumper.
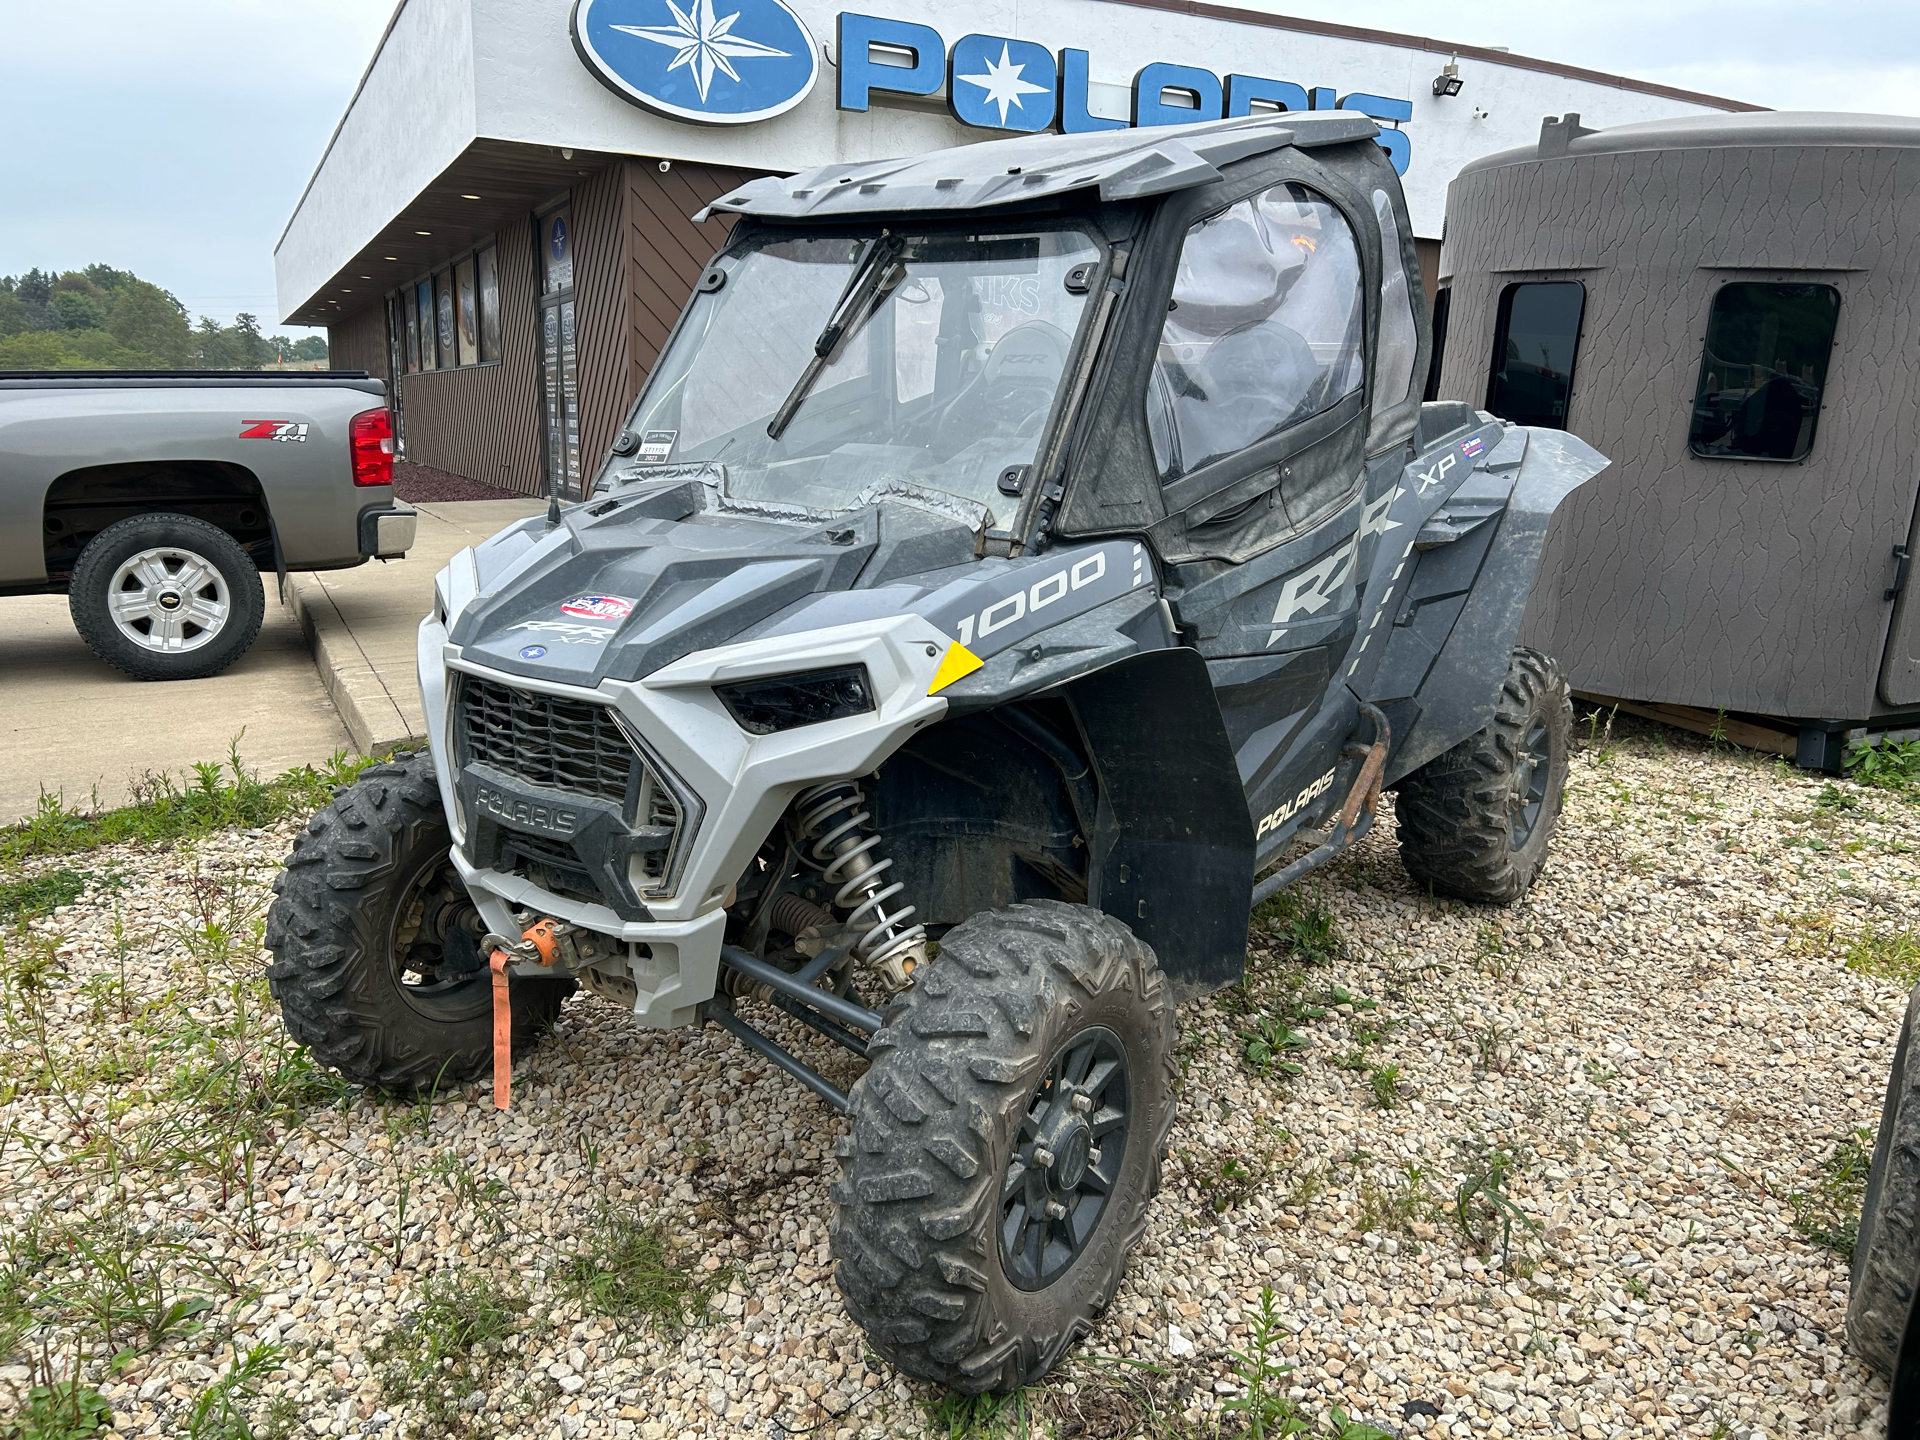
[417,602,951,1028]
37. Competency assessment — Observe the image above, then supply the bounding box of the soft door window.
[1486,281,1584,429]
[1688,283,1840,462]
[1371,189,1419,410]
[1147,182,1365,480]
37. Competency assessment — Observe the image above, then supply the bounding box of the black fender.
[1369,425,1608,784]
[1066,646,1255,998]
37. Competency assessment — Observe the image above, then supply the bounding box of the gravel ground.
[391,459,524,503]
[0,717,1912,1439]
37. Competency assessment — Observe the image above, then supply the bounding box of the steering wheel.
[931,321,1073,453]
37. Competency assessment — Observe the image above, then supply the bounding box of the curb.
[283,574,422,756]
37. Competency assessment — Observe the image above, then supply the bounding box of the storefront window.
[404,287,420,373]
[1688,283,1840,462]
[477,245,501,362]
[416,281,436,370]
[455,257,479,367]
[542,204,574,295]
[435,272,457,365]
[1486,280,1584,430]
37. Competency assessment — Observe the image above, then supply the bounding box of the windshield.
[619,225,1103,522]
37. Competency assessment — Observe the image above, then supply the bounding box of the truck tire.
[1848,983,1920,1376]
[68,512,265,681]
[1395,648,1571,904]
[830,900,1174,1394]
[264,751,572,1093]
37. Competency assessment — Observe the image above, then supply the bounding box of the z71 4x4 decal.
[238,420,309,442]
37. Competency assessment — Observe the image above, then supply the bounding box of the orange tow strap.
[489,950,513,1110]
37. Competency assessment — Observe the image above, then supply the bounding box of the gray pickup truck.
[0,370,417,680]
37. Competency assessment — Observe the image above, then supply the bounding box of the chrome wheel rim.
[1508,716,1554,849]
[107,546,231,654]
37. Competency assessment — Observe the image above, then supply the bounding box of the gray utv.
[266,112,1606,1392]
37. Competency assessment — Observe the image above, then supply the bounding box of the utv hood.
[447,481,982,687]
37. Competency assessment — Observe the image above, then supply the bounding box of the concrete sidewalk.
[1,592,353,825]
[286,499,544,752]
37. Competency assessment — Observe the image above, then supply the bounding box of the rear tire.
[264,751,571,1092]
[1848,984,1920,1376]
[830,900,1175,1393]
[68,512,265,681]
[1395,648,1571,904]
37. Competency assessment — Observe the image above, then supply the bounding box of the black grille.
[458,676,636,804]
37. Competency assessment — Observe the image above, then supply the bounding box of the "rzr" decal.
[238,420,309,443]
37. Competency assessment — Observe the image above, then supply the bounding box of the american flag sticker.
[1460,435,1486,459]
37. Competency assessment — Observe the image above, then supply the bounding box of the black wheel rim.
[1508,716,1554,849]
[386,849,493,1023]
[999,1025,1131,1291]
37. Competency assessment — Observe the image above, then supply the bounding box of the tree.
[230,312,270,369]
[290,335,329,362]
[14,269,53,306]
[0,291,27,337]
[108,281,192,367]
[193,316,237,369]
[50,289,109,331]
[82,263,139,294]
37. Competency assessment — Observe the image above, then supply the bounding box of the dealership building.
[277,0,1754,499]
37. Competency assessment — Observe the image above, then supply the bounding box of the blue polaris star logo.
[520,645,548,660]
[571,0,819,125]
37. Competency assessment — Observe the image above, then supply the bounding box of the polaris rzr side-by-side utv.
[265,112,1607,1392]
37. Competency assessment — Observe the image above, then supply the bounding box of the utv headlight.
[715,665,875,735]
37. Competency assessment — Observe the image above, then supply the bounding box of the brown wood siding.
[1437,142,1920,719]
[622,159,765,414]
[570,163,632,484]
[384,215,546,495]
[328,304,390,389]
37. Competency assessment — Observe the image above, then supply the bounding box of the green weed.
[372,1270,523,1438]
[183,1342,296,1440]
[0,871,87,924]
[1219,1287,1304,1439]
[0,738,371,868]
[1846,737,1920,793]
[1239,1017,1311,1077]
[1845,928,1920,988]
[552,1206,720,1329]
[1250,890,1345,967]
[1355,1164,1434,1237]
[926,1388,1040,1438]
[1451,1141,1540,1265]
[1366,1063,1402,1110]
[3,1378,114,1439]
[1786,1126,1875,1260]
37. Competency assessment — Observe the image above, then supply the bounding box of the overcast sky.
[1,0,1914,339]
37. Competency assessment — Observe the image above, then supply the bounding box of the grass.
[372,1270,524,1439]
[551,1205,721,1329]
[1451,1141,1540,1267]
[1786,1126,1875,1260]
[0,737,371,869]
[1845,927,1920,987]
[0,870,89,924]
[1249,890,1345,967]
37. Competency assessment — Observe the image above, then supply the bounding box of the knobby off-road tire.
[1395,648,1572,904]
[68,512,265,681]
[830,900,1175,1393]
[264,751,571,1092]
[1848,983,1920,1376]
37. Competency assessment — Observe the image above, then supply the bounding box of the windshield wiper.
[766,232,906,441]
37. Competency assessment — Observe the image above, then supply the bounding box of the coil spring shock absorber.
[794,780,927,992]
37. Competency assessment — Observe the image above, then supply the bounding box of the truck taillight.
[350,407,395,487]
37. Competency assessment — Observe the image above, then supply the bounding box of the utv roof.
[697,113,1382,221]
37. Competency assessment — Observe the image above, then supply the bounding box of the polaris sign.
[570,2,1412,172]
[571,0,822,125]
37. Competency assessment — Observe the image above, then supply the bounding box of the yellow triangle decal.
[928,642,984,694]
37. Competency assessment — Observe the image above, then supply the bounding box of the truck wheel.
[830,900,1175,1393]
[264,751,572,1093]
[1848,983,1920,1376]
[1395,648,1571,904]
[68,513,265,681]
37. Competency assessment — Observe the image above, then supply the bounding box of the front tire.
[1395,648,1572,903]
[264,751,571,1092]
[68,512,265,681]
[830,901,1175,1394]
[1848,984,1920,1376]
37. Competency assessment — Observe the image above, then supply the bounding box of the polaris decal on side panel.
[1254,766,1337,839]
[914,541,1149,660]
